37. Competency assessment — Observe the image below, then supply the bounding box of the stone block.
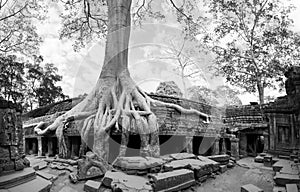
[273,186,286,192]
[36,171,58,181]
[148,169,195,192]
[219,165,227,173]
[274,172,300,186]
[207,155,230,165]
[102,171,152,191]
[286,184,298,192]
[241,184,263,192]
[264,156,273,167]
[254,156,264,163]
[84,180,101,192]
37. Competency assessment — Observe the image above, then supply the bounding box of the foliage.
[59,0,207,51]
[149,33,206,97]
[204,0,300,104]
[156,81,183,97]
[0,54,67,111]
[0,55,25,104]
[0,0,46,55]
[187,85,242,106]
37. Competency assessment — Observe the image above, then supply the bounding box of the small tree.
[205,0,300,104]
[156,81,183,98]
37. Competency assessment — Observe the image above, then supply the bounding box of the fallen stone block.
[37,162,48,170]
[36,171,58,181]
[7,176,52,192]
[259,153,267,157]
[285,184,298,192]
[69,172,78,183]
[59,185,78,192]
[102,171,153,191]
[273,186,286,192]
[273,160,291,172]
[169,153,196,160]
[227,162,235,168]
[241,184,263,192]
[148,169,195,192]
[274,172,300,186]
[219,165,227,173]
[113,156,165,175]
[278,155,290,160]
[264,156,273,167]
[207,155,230,165]
[84,180,101,192]
[254,156,264,163]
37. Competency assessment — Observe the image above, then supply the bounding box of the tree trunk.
[257,80,264,104]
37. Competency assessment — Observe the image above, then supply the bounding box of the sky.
[35,0,300,105]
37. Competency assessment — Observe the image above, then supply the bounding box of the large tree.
[0,0,45,55]
[35,0,208,160]
[205,0,300,104]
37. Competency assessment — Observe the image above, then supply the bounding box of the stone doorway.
[247,134,264,156]
[159,135,185,155]
[25,138,38,155]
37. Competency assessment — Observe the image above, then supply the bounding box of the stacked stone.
[0,99,29,174]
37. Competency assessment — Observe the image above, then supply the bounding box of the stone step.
[7,175,52,192]
[0,168,36,189]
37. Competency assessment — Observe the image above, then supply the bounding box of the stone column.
[263,132,269,152]
[184,136,193,154]
[48,138,53,156]
[230,138,239,160]
[212,137,220,155]
[220,138,227,155]
[37,136,42,156]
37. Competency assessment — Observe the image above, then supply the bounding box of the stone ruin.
[0,98,29,174]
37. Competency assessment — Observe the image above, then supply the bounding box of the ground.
[26,156,275,192]
[189,158,274,192]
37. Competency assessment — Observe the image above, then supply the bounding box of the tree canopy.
[204,0,300,104]
[0,0,46,55]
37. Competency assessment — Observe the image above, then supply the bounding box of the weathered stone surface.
[36,171,58,181]
[163,157,218,179]
[148,169,195,192]
[263,156,273,167]
[59,185,78,192]
[7,176,52,192]
[169,153,196,160]
[207,154,230,165]
[69,172,78,183]
[37,162,48,170]
[273,186,286,192]
[113,156,164,175]
[286,184,298,192]
[280,165,298,175]
[241,184,263,192]
[0,168,36,189]
[102,171,153,191]
[219,165,227,173]
[274,172,300,186]
[254,156,264,163]
[273,160,291,172]
[84,180,101,192]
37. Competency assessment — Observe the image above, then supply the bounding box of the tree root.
[34,71,209,160]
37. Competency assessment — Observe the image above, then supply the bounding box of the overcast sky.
[36,0,300,104]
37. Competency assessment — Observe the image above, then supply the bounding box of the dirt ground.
[187,157,274,192]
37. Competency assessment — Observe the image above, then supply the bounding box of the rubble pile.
[81,153,236,192]
[272,157,300,191]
